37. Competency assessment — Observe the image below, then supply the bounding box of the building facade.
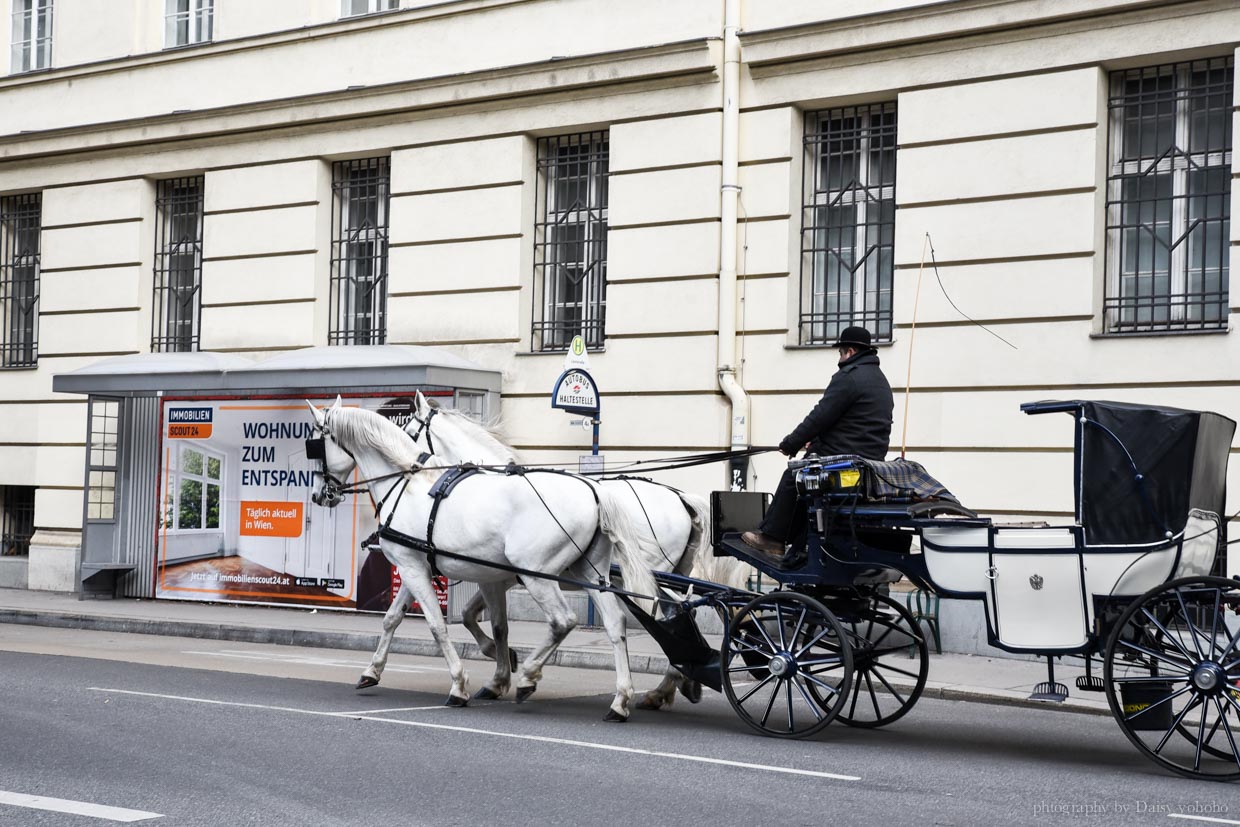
[0,0,1237,593]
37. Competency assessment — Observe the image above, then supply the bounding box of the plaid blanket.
[819,455,957,502]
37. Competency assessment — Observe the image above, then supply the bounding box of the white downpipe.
[717,0,749,451]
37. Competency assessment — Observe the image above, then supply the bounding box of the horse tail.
[673,492,710,578]
[595,485,660,613]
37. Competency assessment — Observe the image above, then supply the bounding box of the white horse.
[306,398,658,720]
[360,391,752,710]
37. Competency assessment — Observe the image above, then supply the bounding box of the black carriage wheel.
[721,591,854,739]
[1103,575,1240,782]
[821,591,929,729]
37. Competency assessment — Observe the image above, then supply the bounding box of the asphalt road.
[0,626,1236,826]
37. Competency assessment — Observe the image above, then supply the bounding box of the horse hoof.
[679,680,703,704]
[603,709,629,723]
[355,675,379,690]
[444,694,470,708]
[473,686,501,701]
[635,694,666,711]
[515,685,537,704]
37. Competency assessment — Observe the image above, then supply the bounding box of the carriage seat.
[798,454,975,519]
[828,499,979,521]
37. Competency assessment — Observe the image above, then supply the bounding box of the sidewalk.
[0,587,1110,717]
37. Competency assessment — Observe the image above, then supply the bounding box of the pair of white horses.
[306,394,749,720]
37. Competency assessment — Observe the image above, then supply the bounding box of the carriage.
[629,399,1240,782]
[306,395,1239,782]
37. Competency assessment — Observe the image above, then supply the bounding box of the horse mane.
[331,406,437,470]
[427,402,519,463]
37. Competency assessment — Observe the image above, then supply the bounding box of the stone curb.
[0,608,1113,717]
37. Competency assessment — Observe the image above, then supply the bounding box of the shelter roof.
[52,345,502,397]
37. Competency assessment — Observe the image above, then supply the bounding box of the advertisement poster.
[155,394,449,612]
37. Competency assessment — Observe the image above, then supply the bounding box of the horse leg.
[636,668,682,711]
[512,578,577,704]
[461,578,521,671]
[590,590,637,722]
[357,580,413,689]
[472,581,512,701]
[405,567,470,706]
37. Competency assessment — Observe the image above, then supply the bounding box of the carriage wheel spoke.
[757,679,781,728]
[1210,588,1221,646]
[785,680,795,732]
[736,672,776,705]
[1125,684,1193,723]
[1211,696,1240,771]
[1153,694,1201,755]
[799,656,846,668]
[1172,591,1206,661]
[868,621,898,652]
[1117,638,1194,674]
[871,666,908,707]
[788,607,807,653]
[871,662,921,681]
[774,604,788,651]
[793,674,823,719]
[801,671,841,696]
[795,626,832,659]
[1141,607,1199,664]
[864,671,881,718]
[847,674,861,718]
[751,613,780,654]
[1194,697,1208,771]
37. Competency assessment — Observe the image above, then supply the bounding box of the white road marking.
[1168,815,1240,825]
[337,705,455,714]
[182,649,443,674]
[89,687,860,782]
[0,790,162,822]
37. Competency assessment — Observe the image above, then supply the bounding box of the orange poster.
[239,501,303,538]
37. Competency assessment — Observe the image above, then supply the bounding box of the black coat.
[779,351,893,461]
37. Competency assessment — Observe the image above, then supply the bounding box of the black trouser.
[759,466,802,542]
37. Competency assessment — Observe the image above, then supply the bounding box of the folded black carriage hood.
[1022,400,1235,547]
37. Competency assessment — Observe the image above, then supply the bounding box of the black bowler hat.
[831,326,873,350]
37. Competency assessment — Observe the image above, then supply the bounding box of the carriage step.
[1029,681,1069,703]
[1075,675,1106,692]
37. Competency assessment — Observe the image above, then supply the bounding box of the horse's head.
[306,396,355,508]
[404,390,514,465]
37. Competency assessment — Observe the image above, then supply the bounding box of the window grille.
[341,0,397,17]
[0,193,40,368]
[165,0,213,47]
[532,131,609,352]
[0,486,35,556]
[800,103,897,345]
[1105,58,1233,334]
[330,158,390,346]
[10,0,52,73]
[152,177,204,352]
[87,399,119,522]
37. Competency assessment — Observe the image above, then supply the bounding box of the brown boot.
[741,530,784,556]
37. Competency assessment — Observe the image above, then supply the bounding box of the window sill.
[1091,327,1231,340]
[0,363,39,371]
[516,347,607,358]
[784,340,895,351]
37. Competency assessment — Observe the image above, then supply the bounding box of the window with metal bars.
[341,0,397,17]
[532,131,608,352]
[800,103,897,345]
[10,0,52,73]
[0,485,34,556]
[165,0,213,48]
[0,193,40,368]
[152,177,204,353]
[1104,58,1233,334]
[330,158,390,346]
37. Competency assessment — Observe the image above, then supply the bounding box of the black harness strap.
[374,524,656,602]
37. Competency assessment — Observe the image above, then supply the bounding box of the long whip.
[901,233,929,459]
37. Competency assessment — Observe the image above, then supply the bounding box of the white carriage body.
[921,509,1221,651]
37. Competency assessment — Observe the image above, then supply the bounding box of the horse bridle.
[305,405,433,510]
[407,406,438,455]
